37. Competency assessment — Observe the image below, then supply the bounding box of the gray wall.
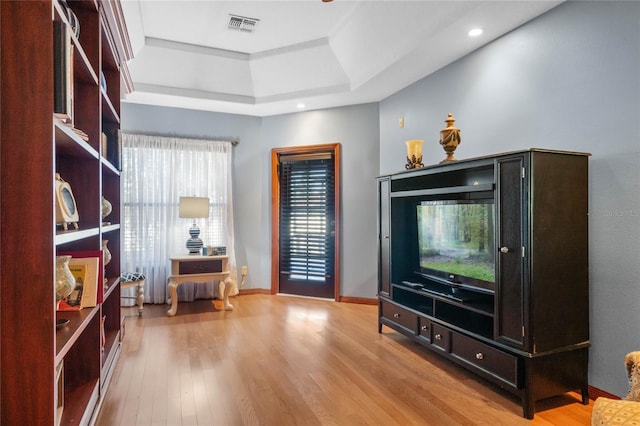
[379,1,640,396]
[122,102,380,299]
[261,104,380,298]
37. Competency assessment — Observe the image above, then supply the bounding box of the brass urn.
[439,113,461,164]
[55,255,75,303]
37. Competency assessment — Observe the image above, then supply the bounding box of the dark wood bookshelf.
[1,1,132,424]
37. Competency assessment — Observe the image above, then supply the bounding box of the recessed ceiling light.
[297,103,306,109]
[468,28,483,37]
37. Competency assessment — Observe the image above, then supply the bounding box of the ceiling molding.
[251,37,330,59]
[255,83,352,104]
[145,37,250,60]
[134,83,256,104]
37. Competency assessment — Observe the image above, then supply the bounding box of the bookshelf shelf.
[55,306,100,362]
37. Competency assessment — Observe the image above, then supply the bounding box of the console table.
[167,255,233,316]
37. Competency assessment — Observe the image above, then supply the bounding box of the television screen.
[417,200,495,287]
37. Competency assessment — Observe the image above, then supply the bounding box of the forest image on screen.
[417,201,495,283]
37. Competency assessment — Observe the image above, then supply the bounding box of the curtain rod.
[121,131,240,146]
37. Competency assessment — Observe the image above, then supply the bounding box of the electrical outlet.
[241,265,247,275]
[399,117,404,128]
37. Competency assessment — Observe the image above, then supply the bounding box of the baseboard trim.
[589,385,620,400]
[237,288,271,296]
[338,296,377,305]
[236,291,377,305]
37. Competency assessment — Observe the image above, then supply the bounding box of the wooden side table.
[167,255,232,317]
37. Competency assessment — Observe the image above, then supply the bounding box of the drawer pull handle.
[435,333,442,340]
[393,313,400,318]
[475,352,484,360]
[421,325,428,331]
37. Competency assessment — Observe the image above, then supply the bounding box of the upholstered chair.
[591,351,640,425]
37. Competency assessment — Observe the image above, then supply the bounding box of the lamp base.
[186,223,203,254]
[405,155,424,169]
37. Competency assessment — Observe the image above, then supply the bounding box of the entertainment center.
[377,149,590,419]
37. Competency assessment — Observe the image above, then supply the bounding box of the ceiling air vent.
[228,14,259,33]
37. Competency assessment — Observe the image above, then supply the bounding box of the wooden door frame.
[271,143,341,300]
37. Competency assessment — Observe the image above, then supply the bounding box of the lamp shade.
[406,139,423,159]
[179,197,210,219]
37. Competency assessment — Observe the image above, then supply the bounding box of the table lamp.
[179,196,209,254]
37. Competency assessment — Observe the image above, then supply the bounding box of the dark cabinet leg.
[581,386,589,404]
[378,322,382,333]
[521,385,535,419]
[522,400,535,420]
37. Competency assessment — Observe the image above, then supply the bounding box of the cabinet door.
[495,156,528,349]
[378,177,391,296]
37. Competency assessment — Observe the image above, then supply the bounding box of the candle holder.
[439,113,461,164]
[405,139,424,169]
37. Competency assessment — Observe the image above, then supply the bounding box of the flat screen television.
[416,199,495,293]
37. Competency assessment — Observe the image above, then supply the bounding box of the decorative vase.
[102,240,111,284]
[101,196,112,220]
[61,0,80,38]
[439,112,461,164]
[101,132,108,158]
[55,255,75,302]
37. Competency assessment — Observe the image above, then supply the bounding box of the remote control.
[401,280,423,289]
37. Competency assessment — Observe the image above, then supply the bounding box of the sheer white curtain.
[120,133,237,305]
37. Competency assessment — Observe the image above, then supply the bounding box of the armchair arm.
[623,351,640,401]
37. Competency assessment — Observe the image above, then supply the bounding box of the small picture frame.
[55,173,79,231]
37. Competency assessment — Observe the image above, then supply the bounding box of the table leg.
[137,282,144,316]
[219,277,234,311]
[167,280,179,316]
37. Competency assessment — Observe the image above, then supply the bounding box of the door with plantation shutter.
[271,144,340,299]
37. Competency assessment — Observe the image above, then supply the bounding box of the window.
[120,133,236,303]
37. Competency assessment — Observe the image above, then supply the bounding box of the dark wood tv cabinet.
[377,149,590,419]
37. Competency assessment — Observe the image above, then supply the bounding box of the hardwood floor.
[96,294,594,425]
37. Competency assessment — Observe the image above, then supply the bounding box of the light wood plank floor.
[96,294,594,425]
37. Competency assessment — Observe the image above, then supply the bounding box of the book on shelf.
[58,250,104,304]
[54,112,90,143]
[105,129,122,170]
[100,315,106,347]
[53,20,73,123]
[57,256,100,310]
[71,127,89,141]
[73,256,99,308]
[57,263,85,311]
[54,113,72,124]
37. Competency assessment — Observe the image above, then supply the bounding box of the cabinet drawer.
[380,300,417,335]
[179,259,222,274]
[418,317,431,343]
[431,323,450,352]
[451,332,519,388]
